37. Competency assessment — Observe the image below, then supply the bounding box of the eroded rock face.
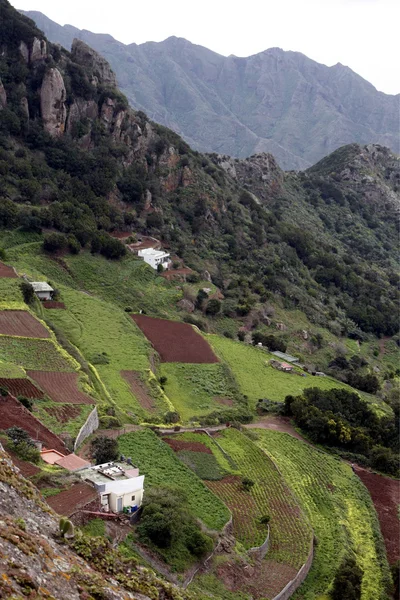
[31,37,47,62]
[40,68,67,137]
[0,80,7,109]
[66,98,98,134]
[19,41,29,63]
[71,39,117,87]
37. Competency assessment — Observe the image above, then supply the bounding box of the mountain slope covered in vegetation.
[20,9,400,169]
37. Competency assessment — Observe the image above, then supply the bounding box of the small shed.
[31,282,54,301]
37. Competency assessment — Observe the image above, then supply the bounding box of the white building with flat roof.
[31,282,54,300]
[79,461,144,513]
[138,248,171,270]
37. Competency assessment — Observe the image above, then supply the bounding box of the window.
[131,495,135,501]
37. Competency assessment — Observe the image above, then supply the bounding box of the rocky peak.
[71,38,117,87]
[19,37,47,64]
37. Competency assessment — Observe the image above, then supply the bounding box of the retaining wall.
[248,525,270,559]
[272,541,314,600]
[74,406,99,451]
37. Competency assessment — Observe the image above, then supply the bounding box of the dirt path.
[245,415,311,444]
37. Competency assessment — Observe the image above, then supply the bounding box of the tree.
[157,263,164,273]
[43,232,67,253]
[242,477,255,491]
[90,437,119,465]
[20,280,34,304]
[206,299,221,316]
[330,556,363,600]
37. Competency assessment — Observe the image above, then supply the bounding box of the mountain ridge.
[20,9,400,170]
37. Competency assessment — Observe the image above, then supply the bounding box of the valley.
[0,3,398,600]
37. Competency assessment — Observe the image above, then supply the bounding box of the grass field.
[33,399,93,436]
[208,335,391,415]
[254,430,391,600]
[65,252,181,316]
[0,360,26,378]
[45,287,159,421]
[118,429,230,531]
[0,278,25,310]
[159,363,241,421]
[0,337,76,371]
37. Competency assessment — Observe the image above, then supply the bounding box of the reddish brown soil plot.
[27,371,95,405]
[0,262,17,278]
[131,314,219,363]
[46,483,98,516]
[0,377,44,398]
[42,301,66,309]
[121,370,156,412]
[164,437,212,454]
[0,310,50,338]
[215,396,234,407]
[0,394,67,454]
[354,467,400,564]
[44,404,82,423]
[6,448,41,478]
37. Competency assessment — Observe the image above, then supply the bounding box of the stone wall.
[248,525,270,559]
[74,407,99,451]
[272,541,314,600]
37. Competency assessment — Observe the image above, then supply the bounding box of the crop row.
[254,430,391,600]
[184,430,312,566]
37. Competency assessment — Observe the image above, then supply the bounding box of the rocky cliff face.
[40,67,67,136]
[20,10,400,170]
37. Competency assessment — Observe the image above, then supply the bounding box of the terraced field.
[254,430,391,600]
[0,377,44,398]
[118,429,230,531]
[0,337,76,371]
[159,363,242,421]
[132,314,219,363]
[0,310,50,338]
[27,371,95,404]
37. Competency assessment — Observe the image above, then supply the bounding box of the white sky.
[14,0,400,94]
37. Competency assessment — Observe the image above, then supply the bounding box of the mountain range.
[20,10,400,170]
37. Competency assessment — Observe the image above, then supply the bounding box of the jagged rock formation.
[20,10,400,169]
[71,39,117,87]
[0,446,193,599]
[40,67,67,136]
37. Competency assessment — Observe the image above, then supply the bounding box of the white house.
[31,282,54,301]
[138,248,171,270]
[79,461,145,513]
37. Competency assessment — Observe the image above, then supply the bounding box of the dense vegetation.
[0,0,398,353]
[284,387,399,476]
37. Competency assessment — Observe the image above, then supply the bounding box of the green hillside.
[254,430,391,600]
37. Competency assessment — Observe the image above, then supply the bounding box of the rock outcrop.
[0,80,6,109]
[71,39,117,87]
[40,68,67,136]
[30,37,47,62]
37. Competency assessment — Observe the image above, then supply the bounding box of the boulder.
[40,68,67,137]
[177,298,195,313]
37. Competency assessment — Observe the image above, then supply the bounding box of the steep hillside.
[20,10,400,169]
[0,445,196,599]
[0,1,399,360]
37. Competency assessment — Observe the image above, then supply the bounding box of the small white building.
[138,248,171,270]
[31,282,54,301]
[79,461,145,513]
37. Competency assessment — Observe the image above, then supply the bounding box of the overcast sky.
[14,0,400,94]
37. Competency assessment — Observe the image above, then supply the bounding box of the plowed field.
[0,262,16,277]
[27,371,94,405]
[355,466,400,563]
[46,483,98,516]
[44,404,82,423]
[0,394,67,454]
[0,377,44,398]
[131,314,219,363]
[42,301,66,309]
[0,310,50,338]
[121,370,155,411]
[164,437,212,454]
